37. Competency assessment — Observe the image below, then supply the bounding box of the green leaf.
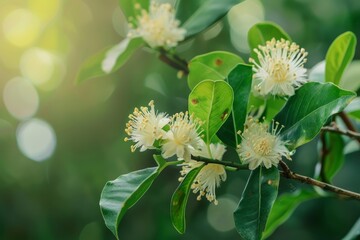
[234,166,280,240]
[187,51,244,89]
[248,22,291,59]
[170,165,204,234]
[340,60,360,92]
[263,189,319,239]
[76,38,143,83]
[274,82,355,150]
[217,64,252,147]
[343,217,360,240]
[118,0,149,19]
[99,155,166,239]
[264,97,286,121]
[176,0,243,38]
[189,80,234,143]
[322,132,345,183]
[325,31,357,85]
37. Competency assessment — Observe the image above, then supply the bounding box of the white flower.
[161,112,202,161]
[250,38,308,97]
[127,2,186,49]
[125,100,169,152]
[237,117,291,170]
[179,141,227,205]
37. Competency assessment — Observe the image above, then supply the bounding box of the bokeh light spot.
[2,9,41,47]
[207,195,238,232]
[3,77,39,120]
[20,48,55,86]
[16,118,57,162]
[28,0,60,21]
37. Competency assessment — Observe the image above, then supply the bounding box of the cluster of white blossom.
[250,38,308,97]
[125,101,227,204]
[125,101,293,204]
[127,2,186,49]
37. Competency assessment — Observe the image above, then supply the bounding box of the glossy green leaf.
[187,51,244,89]
[340,60,360,92]
[322,132,345,183]
[189,80,234,143]
[170,165,204,234]
[248,22,291,59]
[325,31,357,85]
[263,189,319,239]
[118,0,149,19]
[274,82,355,150]
[234,166,280,240]
[343,217,360,240]
[217,64,252,147]
[176,0,242,38]
[99,155,166,239]
[76,38,143,83]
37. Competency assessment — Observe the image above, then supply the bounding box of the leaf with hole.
[187,51,244,89]
[189,80,234,144]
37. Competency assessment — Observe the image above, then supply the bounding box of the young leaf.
[217,64,252,147]
[176,0,243,38]
[248,22,291,58]
[76,38,143,83]
[325,31,357,85]
[262,189,319,239]
[189,80,234,144]
[118,0,149,19]
[170,165,204,234]
[274,82,355,150]
[234,166,280,240]
[99,155,166,239]
[343,217,360,240]
[322,132,345,183]
[187,51,244,89]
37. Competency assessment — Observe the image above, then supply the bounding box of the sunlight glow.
[2,9,41,47]
[3,77,39,120]
[16,118,57,162]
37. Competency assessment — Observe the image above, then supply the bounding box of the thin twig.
[322,125,360,143]
[319,131,330,182]
[188,156,360,201]
[339,112,358,132]
[191,155,248,170]
[279,161,360,200]
[158,49,189,74]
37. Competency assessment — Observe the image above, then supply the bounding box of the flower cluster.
[250,38,308,97]
[237,117,291,170]
[125,101,227,204]
[127,2,186,49]
[125,103,292,204]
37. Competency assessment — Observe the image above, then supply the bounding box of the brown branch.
[279,161,360,200]
[189,155,360,201]
[319,131,330,182]
[339,111,358,132]
[158,49,189,75]
[322,125,360,143]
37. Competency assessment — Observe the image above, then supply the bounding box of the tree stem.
[279,161,360,200]
[189,156,360,201]
[158,49,189,74]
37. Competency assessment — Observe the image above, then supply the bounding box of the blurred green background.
[0,0,360,239]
